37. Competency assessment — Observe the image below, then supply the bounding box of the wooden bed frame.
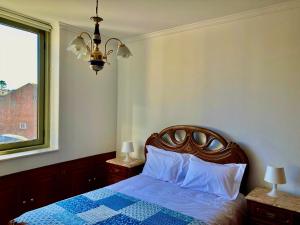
[145,125,249,194]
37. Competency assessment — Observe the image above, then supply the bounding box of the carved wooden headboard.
[144,125,249,194]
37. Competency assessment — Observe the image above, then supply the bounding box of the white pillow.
[142,145,190,185]
[181,155,246,200]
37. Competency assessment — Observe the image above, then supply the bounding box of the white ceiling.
[0,0,290,38]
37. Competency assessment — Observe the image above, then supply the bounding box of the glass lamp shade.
[117,44,132,58]
[67,36,90,61]
[77,46,91,61]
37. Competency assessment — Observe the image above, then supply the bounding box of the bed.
[10,125,249,225]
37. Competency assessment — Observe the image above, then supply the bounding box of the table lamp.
[121,141,134,163]
[264,165,286,197]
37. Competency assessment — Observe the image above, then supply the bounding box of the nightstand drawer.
[106,164,128,176]
[249,201,293,225]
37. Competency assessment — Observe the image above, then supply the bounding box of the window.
[0,14,50,155]
[19,122,27,130]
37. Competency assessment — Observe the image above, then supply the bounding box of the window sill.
[0,147,59,161]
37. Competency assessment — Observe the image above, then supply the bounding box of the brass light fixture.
[67,0,132,74]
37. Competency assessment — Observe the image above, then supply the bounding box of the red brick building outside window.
[0,83,37,143]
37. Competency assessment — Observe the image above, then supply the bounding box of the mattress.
[108,174,247,225]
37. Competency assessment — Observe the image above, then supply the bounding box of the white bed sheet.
[108,174,246,225]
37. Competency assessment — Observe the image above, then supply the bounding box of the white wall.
[117,6,300,195]
[0,24,118,175]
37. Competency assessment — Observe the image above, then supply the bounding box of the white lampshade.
[77,45,91,61]
[121,141,134,153]
[67,36,90,60]
[117,44,132,58]
[264,166,286,184]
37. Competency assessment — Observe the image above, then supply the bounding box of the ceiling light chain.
[96,0,99,17]
[67,0,132,74]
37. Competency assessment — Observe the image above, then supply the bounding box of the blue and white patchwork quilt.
[14,188,207,225]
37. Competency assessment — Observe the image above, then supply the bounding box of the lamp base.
[267,184,278,197]
[123,153,131,163]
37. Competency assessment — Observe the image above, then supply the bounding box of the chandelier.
[67,0,132,74]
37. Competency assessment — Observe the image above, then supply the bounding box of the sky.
[0,24,37,90]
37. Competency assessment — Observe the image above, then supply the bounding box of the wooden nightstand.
[105,158,144,185]
[246,187,300,225]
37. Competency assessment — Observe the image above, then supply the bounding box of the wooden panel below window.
[0,151,115,225]
[0,176,20,225]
